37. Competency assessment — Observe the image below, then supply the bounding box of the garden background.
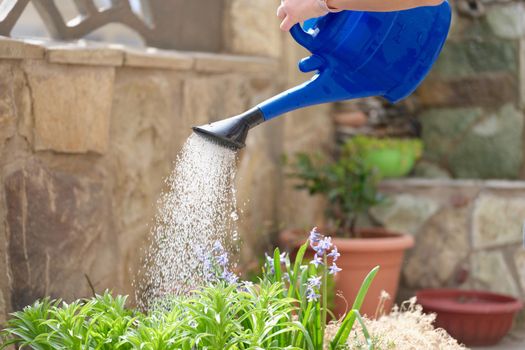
[0,0,524,336]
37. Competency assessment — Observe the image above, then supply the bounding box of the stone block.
[433,40,518,78]
[486,3,525,39]
[110,69,179,228]
[448,104,523,179]
[226,0,281,58]
[193,53,278,74]
[404,207,470,288]
[473,192,525,248]
[22,60,114,154]
[109,69,183,295]
[417,73,518,108]
[46,45,124,66]
[420,107,483,162]
[0,37,45,59]
[521,39,525,108]
[124,48,194,70]
[0,289,5,324]
[471,250,520,297]
[413,161,452,179]
[370,194,440,235]
[0,62,20,149]
[5,161,119,310]
[182,74,250,127]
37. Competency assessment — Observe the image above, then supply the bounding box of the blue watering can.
[194,1,451,149]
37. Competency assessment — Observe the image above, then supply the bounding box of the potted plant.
[282,140,414,318]
[345,135,423,178]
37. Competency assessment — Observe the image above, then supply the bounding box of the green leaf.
[273,248,282,283]
[330,266,379,349]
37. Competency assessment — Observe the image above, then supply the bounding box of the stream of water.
[135,134,239,309]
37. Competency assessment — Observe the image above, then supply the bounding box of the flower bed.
[1,230,465,349]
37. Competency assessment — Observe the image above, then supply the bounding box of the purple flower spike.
[313,236,333,256]
[327,246,340,261]
[311,254,323,268]
[280,252,288,261]
[329,262,342,275]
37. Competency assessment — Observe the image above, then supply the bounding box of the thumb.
[280,15,296,32]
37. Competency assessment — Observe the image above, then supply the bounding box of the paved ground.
[472,329,525,350]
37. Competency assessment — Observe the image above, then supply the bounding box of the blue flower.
[216,253,228,267]
[306,289,320,302]
[313,237,333,257]
[239,280,254,292]
[309,227,322,245]
[243,281,254,288]
[310,254,323,268]
[222,270,239,284]
[283,273,290,282]
[319,237,332,251]
[213,241,224,253]
[328,262,342,275]
[327,246,340,262]
[265,253,275,275]
[307,276,322,289]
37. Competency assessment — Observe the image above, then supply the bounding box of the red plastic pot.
[416,289,523,347]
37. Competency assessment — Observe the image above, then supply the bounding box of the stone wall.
[372,179,525,304]
[415,0,525,179]
[0,0,333,319]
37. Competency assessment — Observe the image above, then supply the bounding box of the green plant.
[0,293,137,350]
[1,234,379,350]
[262,235,379,350]
[289,151,383,237]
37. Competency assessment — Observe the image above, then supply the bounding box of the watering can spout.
[192,73,372,149]
[192,108,265,149]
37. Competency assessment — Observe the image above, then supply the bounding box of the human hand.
[276,0,329,32]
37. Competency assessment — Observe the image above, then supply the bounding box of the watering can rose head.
[194,2,451,149]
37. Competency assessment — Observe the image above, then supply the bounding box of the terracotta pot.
[416,289,524,347]
[332,228,414,318]
[280,227,414,319]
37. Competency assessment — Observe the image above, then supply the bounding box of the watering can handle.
[290,23,315,51]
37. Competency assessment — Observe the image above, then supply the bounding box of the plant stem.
[322,254,328,345]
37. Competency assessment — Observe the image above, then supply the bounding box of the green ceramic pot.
[362,148,416,178]
[345,136,422,178]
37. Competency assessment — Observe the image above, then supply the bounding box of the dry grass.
[325,297,466,350]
